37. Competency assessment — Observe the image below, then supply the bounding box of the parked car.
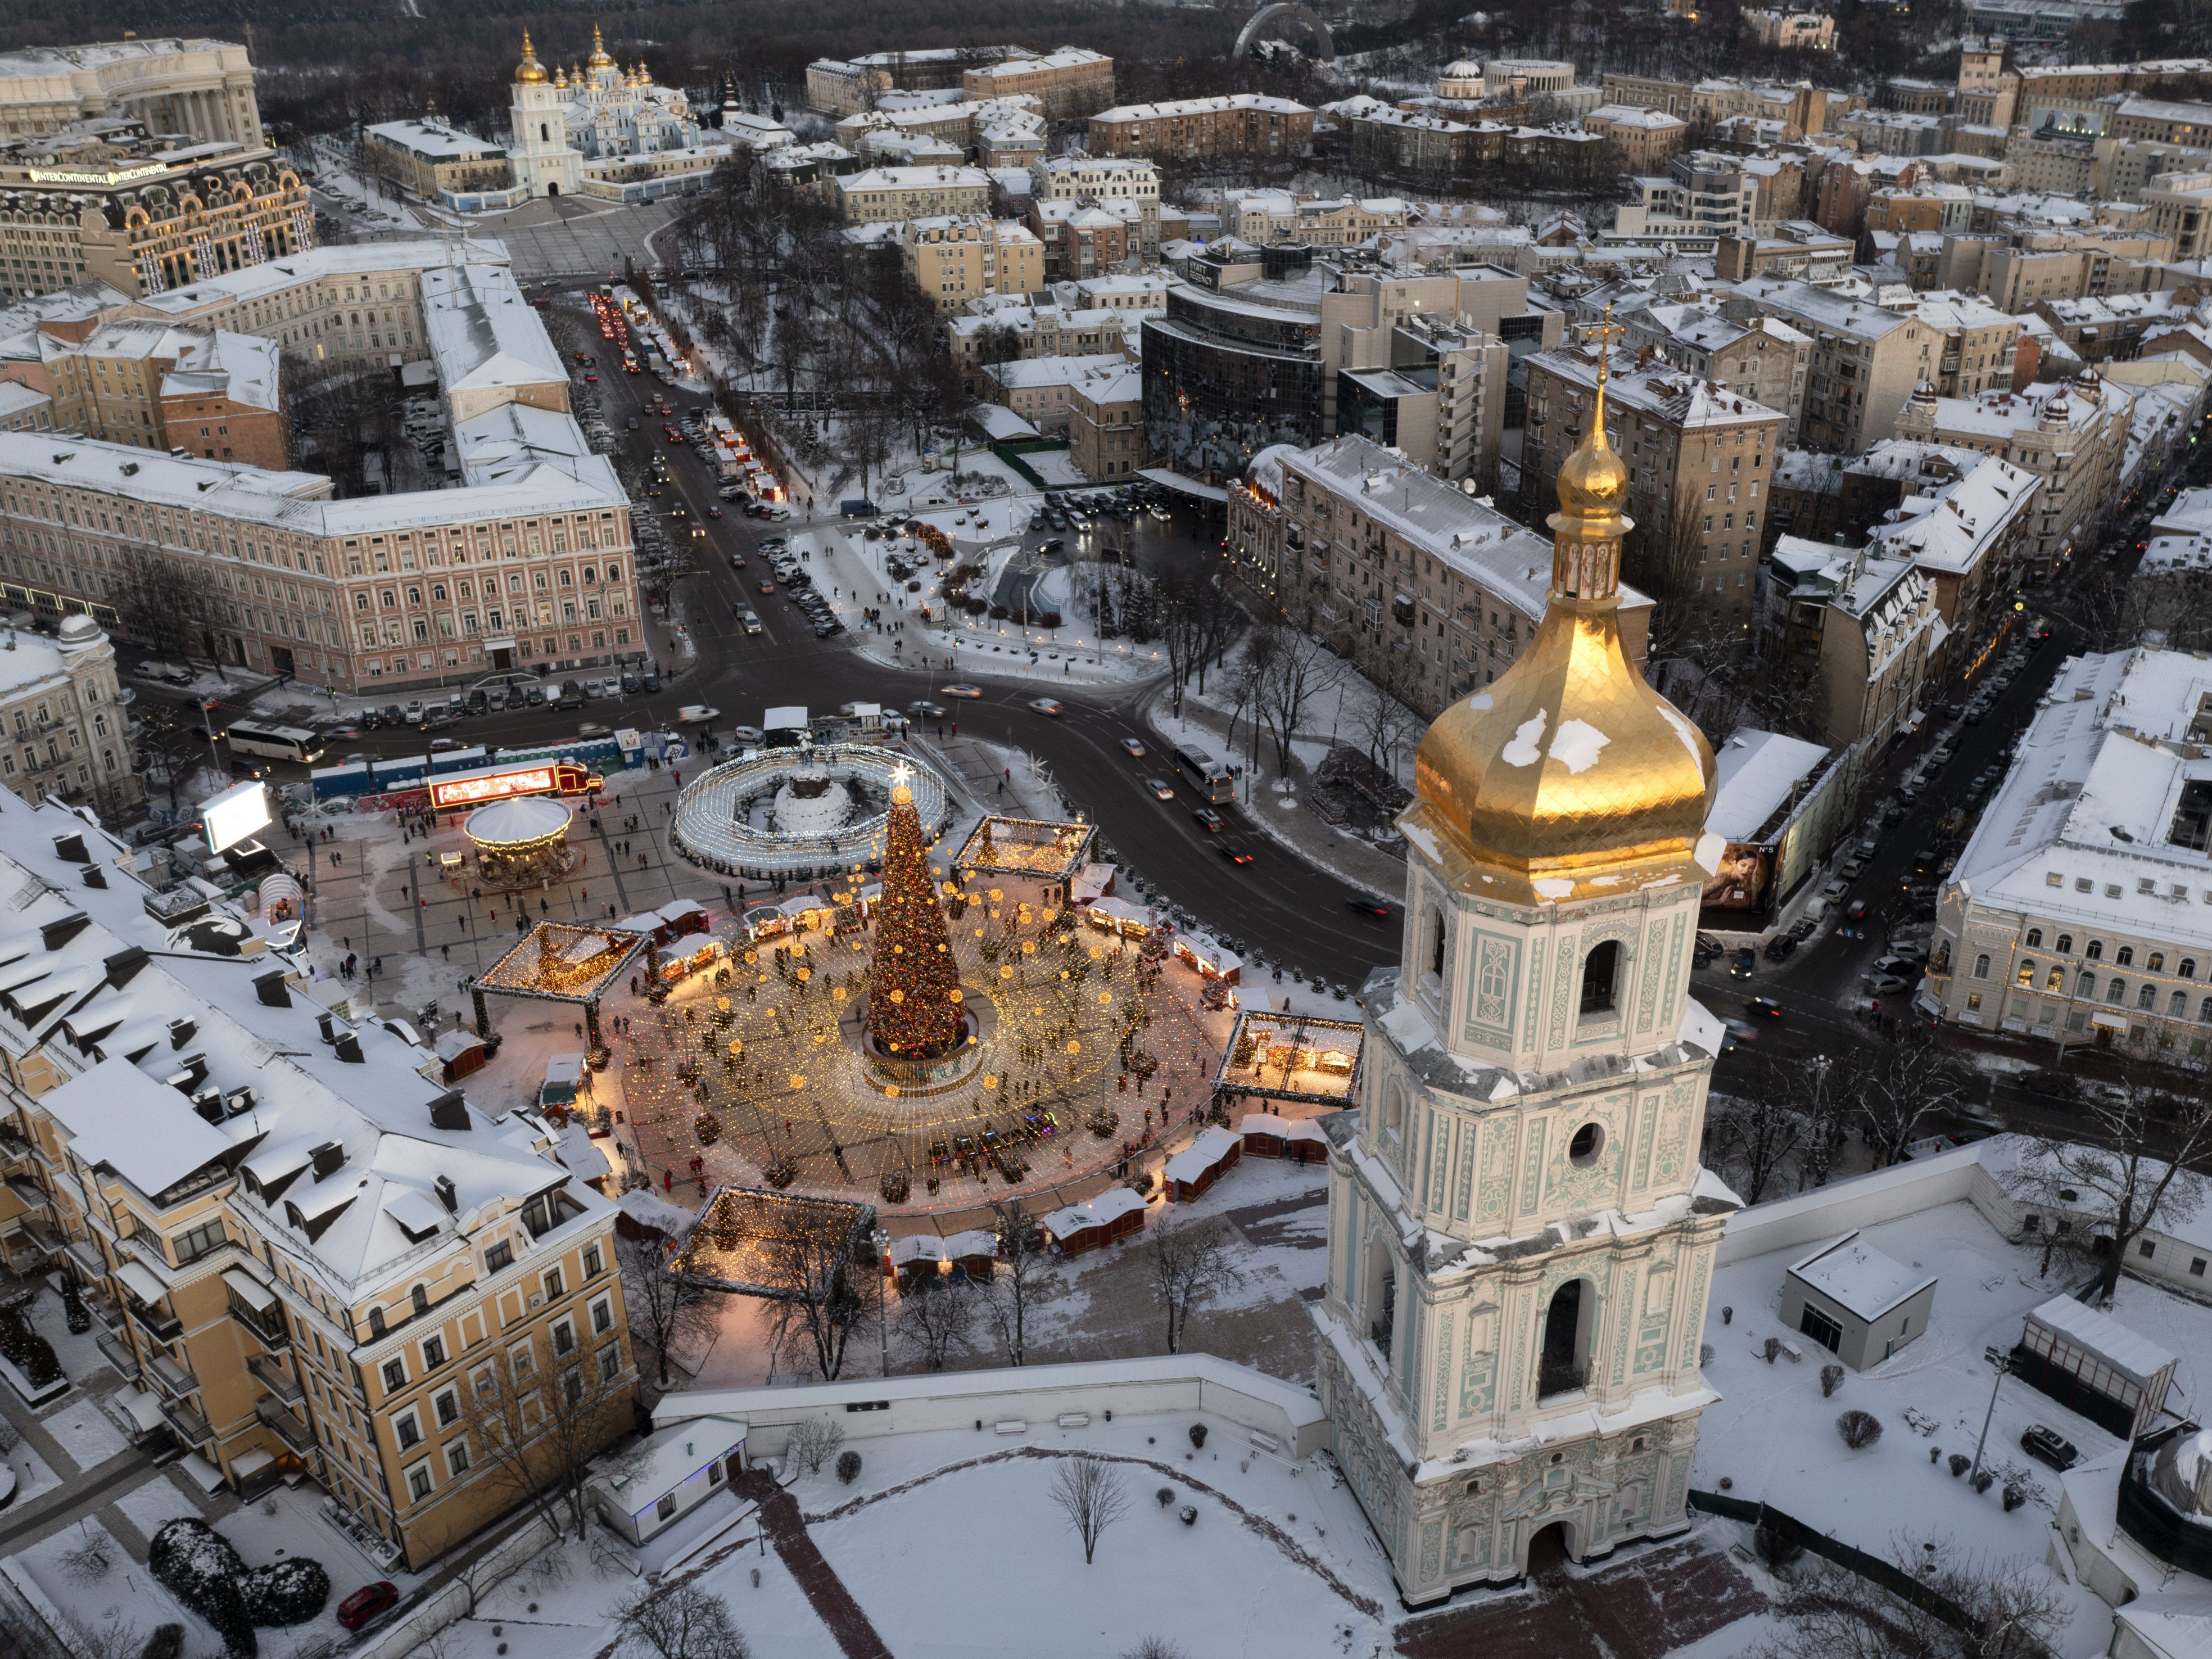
[337,1583,401,1632]
[2020,1426,2080,1471]
[1866,973,1914,995]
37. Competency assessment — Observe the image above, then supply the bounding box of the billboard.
[201,779,273,855]
[1701,843,1775,912]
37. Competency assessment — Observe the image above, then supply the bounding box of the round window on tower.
[1568,1122,1604,1167]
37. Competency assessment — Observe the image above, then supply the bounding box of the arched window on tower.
[1539,1278,1593,1398]
[1580,940,1619,1016]
[1422,907,1447,992]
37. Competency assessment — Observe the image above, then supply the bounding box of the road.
[163,303,1403,987]
[1700,426,2212,1125]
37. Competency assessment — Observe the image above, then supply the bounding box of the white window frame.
[393,1408,423,1451]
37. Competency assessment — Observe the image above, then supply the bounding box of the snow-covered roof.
[598,1416,746,1511]
[1531,343,1788,430]
[2024,1294,2178,1385]
[1867,451,2041,576]
[160,329,279,414]
[365,119,505,160]
[128,239,511,319]
[1093,94,1311,121]
[1788,1230,1937,1322]
[422,263,567,394]
[1164,1125,1240,1184]
[1706,729,1833,842]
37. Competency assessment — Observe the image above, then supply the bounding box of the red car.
[337,1583,400,1631]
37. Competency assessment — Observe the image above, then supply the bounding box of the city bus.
[221,721,325,765]
[1173,744,1235,804]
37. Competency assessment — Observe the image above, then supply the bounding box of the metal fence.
[1687,1488,1974,1631]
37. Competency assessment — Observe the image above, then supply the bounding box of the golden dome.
[1408,317,1716,897]
[587,22,615,69]
[514,30,549,84]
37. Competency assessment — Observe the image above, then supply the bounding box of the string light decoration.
[866,774,965,1059]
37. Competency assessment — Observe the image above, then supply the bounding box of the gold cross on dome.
[1584,304,1625,386]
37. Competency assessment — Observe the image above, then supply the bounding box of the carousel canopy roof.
[466,795,572,847]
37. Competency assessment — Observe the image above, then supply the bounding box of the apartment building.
[1029,155,1160,258]
[1928,645,2212,1050]
[0,251,637,689]
[0,792,635,1565]
[1892,373,2131,576]
[980,352,1127,435]
[1768,535,1945,752]
[834,165,991,224]
[1086,94,1314,162]
[1742,9,1838,48]
[1335,315,1511,489]
[1613,152,1759,242]
[40,320,284,467]
[0,614,137,812]
[1028,198,1133,281]
[1626,304,1811,443]
[1725,278,1938,453]
[2034,287,2195,360]
[1066,359,1145,480]
[946,302,1128,381]
[2142,170,2212,261]
[959,47,1116,121]
[2111,94,2212,146]
[0,38,261,146]
[0,383,49,432]
[1931,228,2168,313]
[803,44,1039,115]
[901,216,1043,314]
[0,126,309,302]
[364,121,513,201]
[1523,345,1786,631]
[1863,442,2042,681]
[1580,105,1689,171]
[1904,290,2023,396]
[1223,193,1409,248]
[1234,433,1651,715]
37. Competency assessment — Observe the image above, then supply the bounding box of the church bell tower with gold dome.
[1313,312,1741,1604]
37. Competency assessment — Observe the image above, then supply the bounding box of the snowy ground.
[1698,1199,2166,1659]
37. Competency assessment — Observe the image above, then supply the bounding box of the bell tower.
[1314,309,1741,1604]
[509,31,582,200]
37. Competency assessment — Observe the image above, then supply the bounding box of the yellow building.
[0,796,636,1567]
[901,216,1044,314]
[837,165,992,224]
[363,119,513,200]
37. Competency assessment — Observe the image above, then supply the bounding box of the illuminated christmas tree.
[867,774,964,1057]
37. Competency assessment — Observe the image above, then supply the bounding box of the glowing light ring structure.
[670,743,954,880]
[1233,1,1335,61]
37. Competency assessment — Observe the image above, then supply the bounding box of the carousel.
[465,795,579,887]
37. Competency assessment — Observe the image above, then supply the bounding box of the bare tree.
[893,1278,978,1372]
[1750,1536,2069,1659]
[1351,658,1426,780]
[1252,622,1344,779]
[1048,1454,1130,1565]
[455,1325,634,1548]
[1156,567,1210,718]
[979,1199,1053,1366]
[618,1230,719,1391]
[1124,1642,1191,1659]
[784,1414,846,1478]
[2010,1065,2212,1302]
[1854,1025,1969,1169]
[1706,1064,1804,1206]
[759,1220,875,1381]
[613,1581,753,1659]
[1150,1217,1247,1355]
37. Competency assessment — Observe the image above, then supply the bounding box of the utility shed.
[2012,1295,2179,1441]
[1782,1229,1938,1371]
[589,1417,747,1545]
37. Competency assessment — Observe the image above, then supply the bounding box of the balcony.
[6,1174,48,1209]
[129,1300,182,1344]
[255,1396,315,1455]
[94,1334,138,1381]
[161,1398,212,1447]
[248,1353,304,1408]
[146,1351,196,1399]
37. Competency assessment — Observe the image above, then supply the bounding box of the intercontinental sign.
[25,161,171,186]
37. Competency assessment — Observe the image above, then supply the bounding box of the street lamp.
[871,1225,890,1377]
[1969,1344,2014,1484]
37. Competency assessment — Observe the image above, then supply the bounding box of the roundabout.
[616,779,1231,1212]
[668,741,954,882]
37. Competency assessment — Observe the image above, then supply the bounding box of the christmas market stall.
[1240,1112,1330,1163]
[1163,1124,1242,1203]
[468,921,649,1054]
[1041,1187,1148,1257]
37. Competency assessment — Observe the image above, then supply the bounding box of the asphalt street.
[147,304,1404,987]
